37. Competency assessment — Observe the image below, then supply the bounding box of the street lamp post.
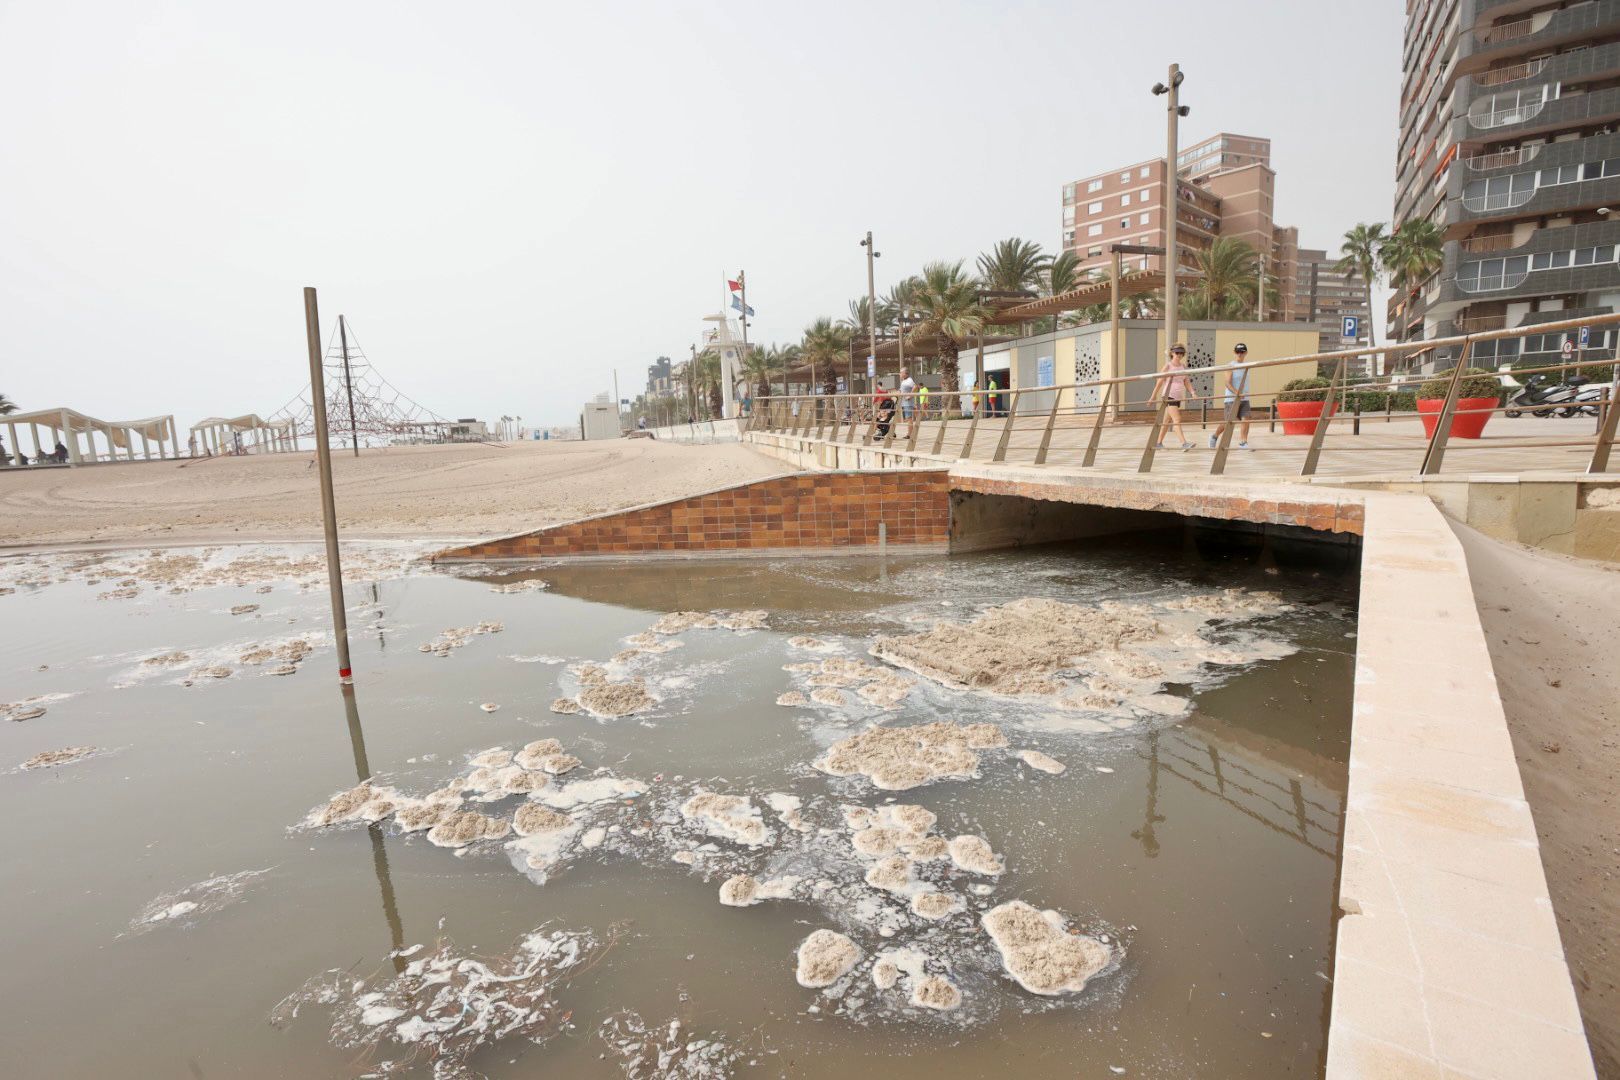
[1152,64,1189,355]
[860,232,880,394]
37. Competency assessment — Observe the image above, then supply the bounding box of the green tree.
[1381,218,1444,293]
[1044,251,1083,330]
[800,317,853,397]
[976,238,1050,292]
[740,345,778,401]
[1179,237,1264,320]
[1336,222,1386,347]
[906,260,989,395]
[0,393,16,415]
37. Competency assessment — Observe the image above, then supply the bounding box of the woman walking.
[1149,343,1195,451]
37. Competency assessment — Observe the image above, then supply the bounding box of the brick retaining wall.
[433,471,951,561]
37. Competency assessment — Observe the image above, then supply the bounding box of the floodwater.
[0,529,1355,1079]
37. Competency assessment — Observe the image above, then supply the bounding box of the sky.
[0,0,1403,430]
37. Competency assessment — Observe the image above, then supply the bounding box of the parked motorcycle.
[1505,374,1586,418]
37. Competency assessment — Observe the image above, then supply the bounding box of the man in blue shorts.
[1210,342,1253,450]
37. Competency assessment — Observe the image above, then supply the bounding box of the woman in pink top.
[1149,343,1196,451]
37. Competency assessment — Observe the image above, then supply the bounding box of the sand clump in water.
[513,739,563,770]
[795,929,861,988]
[1017,749,1066,774]
[577,678,656,718]
[787,656,916,711]
[142,651,190,667]
[815,721,1006,790]
[427,810,511,848]
[513,803,573,837]
[776,691,808,707]
[229,603,259,616]
[911,973,963,1011]
[872,592,1291,713]
[911,891,963,921]
[550,698,581,714]
[948,835,1005,875]
[649,609,768,636]
[5,704,48,722]
[680,791,769,846]
[419,620,504,658]
[809,687,846,707]
[489,579,548,594]
[21,745,97,769]
[982,900,1112,996]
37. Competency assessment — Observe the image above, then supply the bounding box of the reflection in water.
[1131,732,1166,858]
[342,685,406,972]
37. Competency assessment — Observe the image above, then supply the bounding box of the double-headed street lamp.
[1152,64,1189,353]
[860,231,880,394]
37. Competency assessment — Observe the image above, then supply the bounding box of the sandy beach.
[0,439,791,550]
[1456,523,1620,1077]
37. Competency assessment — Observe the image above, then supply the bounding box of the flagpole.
[738,270,749,418]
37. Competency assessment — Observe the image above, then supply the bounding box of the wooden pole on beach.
[305,287,354,684]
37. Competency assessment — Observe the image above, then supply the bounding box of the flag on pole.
[727,278,743,293]
[730,295,755,317]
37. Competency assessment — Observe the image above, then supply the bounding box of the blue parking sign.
[1579,325,1591,348]
[1341,315,1359,341]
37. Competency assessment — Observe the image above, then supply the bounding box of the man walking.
[1209,342,1253,450]
[898,367,917,440]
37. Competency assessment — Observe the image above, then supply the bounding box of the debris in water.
[489,579,548,593]
[271,924,617,1077]
[911,891,963,921]
[577,678,656,718]
[597,1010,747,1079]
[513,738,563,770]
[718,874,759,907]
[191,665,233,680]
[420,620,505,658]
[550,698,581,714]
[982,900,1113,996]
[142,651,191,667]
[649,609,768,636]
[229,604,260,615]
[128,868,272,935]
[480,702,499,713]
[810,687,847,707]
[795,929,861,988]
[21,745,97,769]
[911,973,963,1011]
[776,691,808,707]
[814,721,1006,790]
[5,704,47,722]
[1017,749,1066,775]
[513,804,573,836]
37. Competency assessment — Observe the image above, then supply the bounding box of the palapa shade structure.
[3,408,179,465]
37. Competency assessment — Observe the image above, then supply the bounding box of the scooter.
[1505,374,1585,417]
[1570,379,1609,418]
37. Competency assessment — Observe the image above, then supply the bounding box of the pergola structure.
[189,415,297,457]
[3,409,178,466]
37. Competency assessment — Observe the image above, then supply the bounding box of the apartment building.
[1060,132,1343,331]
[1392,0,1620,371]
[1295,248,1376,352]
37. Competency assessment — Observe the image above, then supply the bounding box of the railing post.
[1301,357,1346,476]
[1587,380,1619,473]
[864,395,880,445]
[1033,389,1062,465]
[992,390,1020,463]
[1420,339,1474,476]
[845,396,859,444]
[1081,383,1114,468]
[826,396,841,442]
[1210,397,1236,475]
[905,399,923,452]
[931,397,951,456]
[1137,391,1171,474]
[959,393,981,459]
[1353,399,1362,436]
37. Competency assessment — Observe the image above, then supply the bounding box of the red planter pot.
[1417,397,1496,439]
[1276,399,1337,436]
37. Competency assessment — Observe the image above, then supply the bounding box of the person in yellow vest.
[918,384,930,423]
[987,375,999,417]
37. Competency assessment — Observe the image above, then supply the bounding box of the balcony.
[1461,232,1518,253]
[1430,220,1620,307]
[1463,144,1541,170]
[1472,57,1549,87]
[1455,169,1620,226]
[1451,82,1620,149]
[1458,0,1620,74]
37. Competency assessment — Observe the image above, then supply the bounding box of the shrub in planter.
[1275,377,1337,435]
[1416,367,1501,439]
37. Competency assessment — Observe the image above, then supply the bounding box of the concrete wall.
[647,417,745,444]
[949,491,1174,552]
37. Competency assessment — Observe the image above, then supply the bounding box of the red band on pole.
[339,668,352,678]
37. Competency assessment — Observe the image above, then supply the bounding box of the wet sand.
[1455,524,1620,1077]
[0,438,789,549]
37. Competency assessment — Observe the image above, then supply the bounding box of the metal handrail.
[748,310,1620,476]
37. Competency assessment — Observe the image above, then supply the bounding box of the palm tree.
[906,261,989,395]
[1336,223,1386,347]
[1179,237,1263,320]
[0,393,16,415]
[976,238,1050,293]
[1043,251,1083,330]
[800,317,852,397]
[1381,218,1444,294]
[740,345,778,402]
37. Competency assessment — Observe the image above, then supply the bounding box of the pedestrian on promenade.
[918,384,930,423]
[1149,344,1195,451]
[874,392,897,439]
[898,367,917,440]
[987,375,1000,417]
[1209,342,1253,450]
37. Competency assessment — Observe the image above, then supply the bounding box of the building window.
[1120,195,1131,207]
[1063,206,1076,226]
[1063,183,1076,202]
[1139,212,1150,225]
[1461,171,1536,211]
[1120,171,1131,182]
[1120,218,1131,229]
[1087,223,1103,237]
[1138,190,1150,203]
[1087,246,1103,257]
[1087,179,1103,193]
[1140,165,1151,178]
[1087,201,1102,213]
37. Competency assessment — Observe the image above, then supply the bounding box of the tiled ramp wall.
[434,471,950,560]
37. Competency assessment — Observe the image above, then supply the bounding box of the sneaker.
[1208,434,1218,448]
[1238,441,1250,449]
[1181,441,1194,451]
[1154,442,1165,450]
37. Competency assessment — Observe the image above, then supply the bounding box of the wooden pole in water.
[305,287,354,684]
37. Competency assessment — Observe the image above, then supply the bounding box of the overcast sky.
[1,0,1402,430]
